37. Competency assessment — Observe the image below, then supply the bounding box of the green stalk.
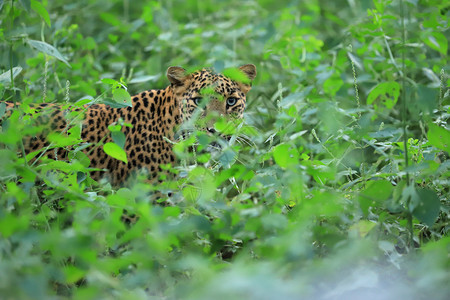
[400,0,413,251]
[9,0,15,104]
[8,1,28,166]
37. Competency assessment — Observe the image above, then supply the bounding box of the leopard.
[0,64,257,186]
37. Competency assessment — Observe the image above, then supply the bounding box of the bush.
[0,0,448,299]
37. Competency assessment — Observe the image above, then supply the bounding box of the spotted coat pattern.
[1,65,256,185]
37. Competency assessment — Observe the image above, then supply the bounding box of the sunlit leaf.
[31,0,51,27]
[103,142,128,163]
[64,265,87,284]
[112,88,132,107]
[0,67,22,84]
[47,132,82,147]
[367,81,400,110]
[223,67,251,84]
[273,143,299,168]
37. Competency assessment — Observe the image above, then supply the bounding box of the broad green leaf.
[323,72,343,96]
[412,188,441,227]
[422,31,448,55]
[28,40,70,67]
[427,123,450,152]
[129,74,160,84]
[112,88,132,107]
[0,67,23,84]
[218,147,236,168]
[350,220,377,237]
[103,142,128,163]
[279,87,313,109]
[100,12,121,27]
[189,167,215,203]
[0,214,29,238]
[75,97,94,106]
[43,160,86,173]
[31,0,51,27]
[64,266,86,284]
[183,185,200,203]
[101,78,118,85]
[47,132,82,147]
[223,67,251,84]
[416,85,438,113]
[111,131,126,149]
[83,36,96,50]
[273,143,299,168]
[367,81,400,110]
[214,118,241,135]
[163,206,181,218]
[102,99,132,108]
[359,180,394,216]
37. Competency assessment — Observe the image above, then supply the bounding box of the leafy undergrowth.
[0,0,449,299]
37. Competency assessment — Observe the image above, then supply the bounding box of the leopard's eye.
[226,97,238,106]
[192,97,202,106]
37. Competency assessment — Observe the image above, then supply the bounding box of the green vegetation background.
[0,0,449,299]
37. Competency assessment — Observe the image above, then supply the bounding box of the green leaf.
[427,123,450,152]
[163,206,181,218]
[101,78,118,85]
[367,81,400,110]
[412,188,441,227]
[28,40,70,67]
[350,220,377,237]
[223,67,251,84]
[112,88,132,107]
[101,99,131,108]
[47,132,82,147]
[129,74,160,84]
[273,143,299,168]
[31,0,51,27]
[111,131,126,149]
[43,160,86,173]
[359,180,394,216]
[218,147,236,168]
[103,142,128,163]
[323,72,343,96]
[19,0,31,12]
[422,31,448,55]
[416,85,438,114]
[0,102,5,118]
[0,67,23,84]
[64,266,87,284]
[0,214,29,238]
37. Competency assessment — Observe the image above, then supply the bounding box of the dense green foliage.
[0,0,449,299]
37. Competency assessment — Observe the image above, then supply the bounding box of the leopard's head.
[167,64,256,134]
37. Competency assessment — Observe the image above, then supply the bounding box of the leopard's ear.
[167,66,187,86]
[239,64,257,81]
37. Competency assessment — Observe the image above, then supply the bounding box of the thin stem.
[400,0,413,251]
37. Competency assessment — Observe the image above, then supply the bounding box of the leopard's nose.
[207,127,216,134]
